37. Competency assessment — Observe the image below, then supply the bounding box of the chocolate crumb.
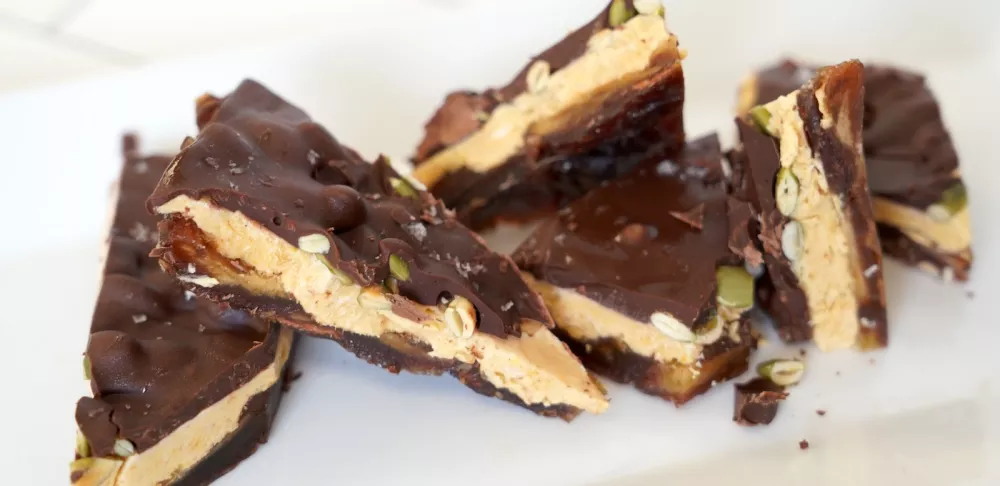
[799,439,810,450]
[733,378,788,426]
[798,348,807,357]
[816,409,826,416]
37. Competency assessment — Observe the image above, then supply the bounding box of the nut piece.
[388,254,410,281]
[70,457,122,485]
[389,177,418,198]
[757,359,806,386]
[76,429,90,458]
[694,312,725,345]
[113,439,135,458]
[775,167,800,216]
[634,0,664,16]
[297,233,331,254]
[781,221,804,262]
[650,312,696,343]
[82,355,92,381]
[716,265,754,309]
[357,288,391,311]
[318,257,354,285]
[749,105,772,134]
[525,60,551,94]
[608,0,635,27]
[444,295,477,338]
[926,181,967,222]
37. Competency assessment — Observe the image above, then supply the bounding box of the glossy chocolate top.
[413,0,639,163]
[148,80,549,338]
[513,134,737,326]
[77,136,279,457]
[752,60,960,208]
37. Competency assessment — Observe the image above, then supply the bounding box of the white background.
[0,1,998,484]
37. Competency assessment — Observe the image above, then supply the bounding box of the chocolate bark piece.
[148,80,608,419]
[732,60,888,351]
[410,0,685,230]
[512,134,757,404]
[737,60,972,281]
[733,378,788,426]
[72,135,295,486]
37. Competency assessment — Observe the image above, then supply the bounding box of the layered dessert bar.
[737,60,972,281]
[410,0,685,230]
[72,136,295,485]
[148,80,608,420]
[731,60,888,350]
[512,134,757,404]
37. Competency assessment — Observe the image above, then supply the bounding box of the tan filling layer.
[765,94,862,351]
[412,13,673,185]
[157,196,607,414]
[525,276,702,365]
[76,327,294,486]
[873,198,971,254]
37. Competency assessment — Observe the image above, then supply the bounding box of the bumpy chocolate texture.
[148,80,608,419]
[733,378,787,426]
[737,60,972,281]
[513,134,757,405]
[410,0,685,230]
[72,136,294,486]
[731,60,888,351]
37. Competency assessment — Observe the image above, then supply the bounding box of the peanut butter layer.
[513,134,757,403]
[148,80,608,418]
[72,136,294,486]
[733,60,888,351]
[737,60,972,281]
[411,0,684,230]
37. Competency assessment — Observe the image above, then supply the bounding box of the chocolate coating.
[76,136,288,461]
[412,0,640,163]
[148,80,551,338]
[877,225,971,281]
[733,378,788,426]
[412,1,684,230]
[513,134,736,327]
[751,60,961,209]
[554,321,754,406]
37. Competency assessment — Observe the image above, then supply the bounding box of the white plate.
[1,1,998,484]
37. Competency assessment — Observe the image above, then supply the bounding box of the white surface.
[0,25,119,92]
[0,0,77,24]
[0,0,998,484]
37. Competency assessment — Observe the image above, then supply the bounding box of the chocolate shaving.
[669,203,704,230]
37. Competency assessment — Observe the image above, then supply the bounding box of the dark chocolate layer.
[148,80,550,338]
[513,134,734,328]
[77,136,288,461]
[413,0,640,163]
[173,360,292,486]
[877,225,971,281]
[412,1,684,230]
[554,320,754,405]
[733,378,787,426]
[431,62,685,230]
[751,60,961,209]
